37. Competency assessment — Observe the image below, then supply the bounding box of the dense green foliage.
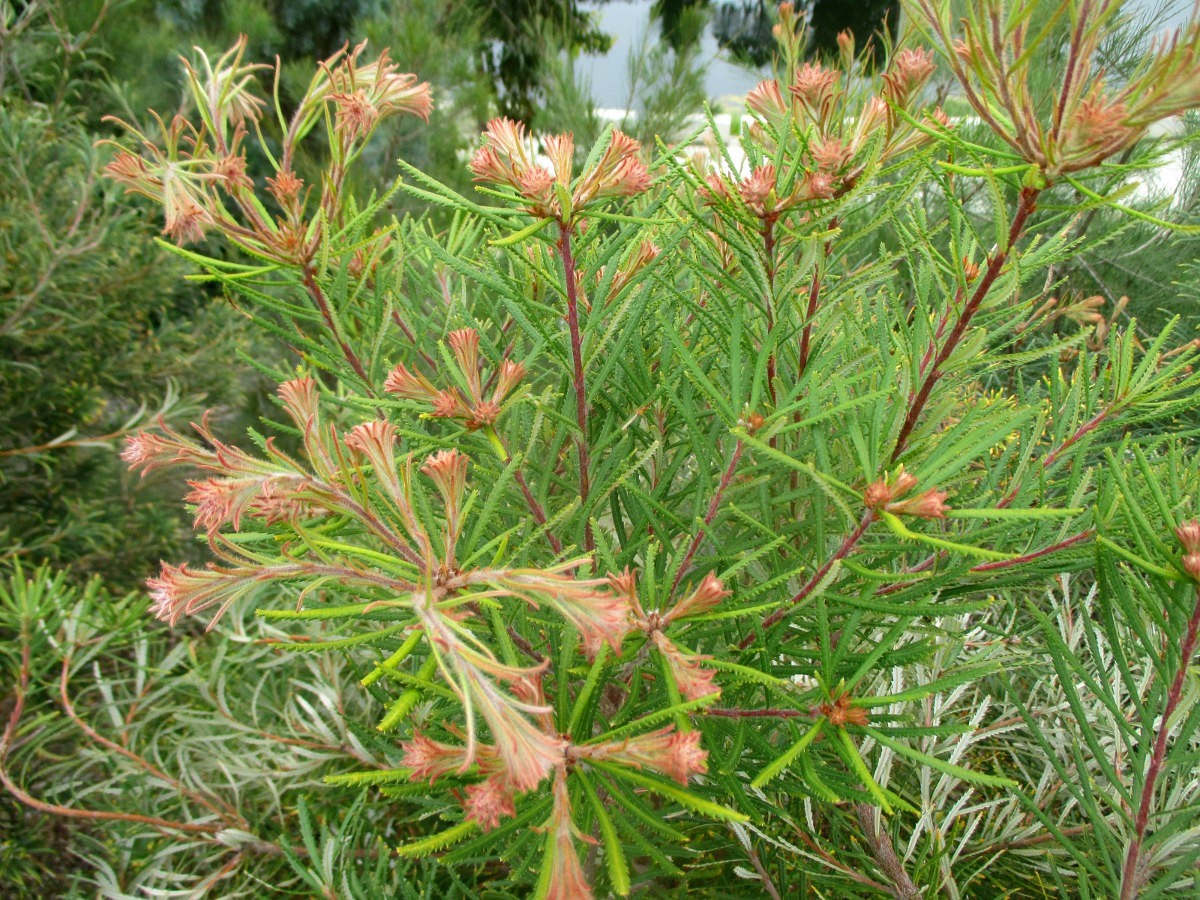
[3,1,1200,898]
[0,3,248,583]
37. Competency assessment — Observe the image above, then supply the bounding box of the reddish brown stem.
[668,439,744,602]
[998,406,1115,508]
[493,431,563,555]
[877,530,1093,595]
[507,625,547,663]
[972,823,1091,857]
[969,530,1093,574]
[557,221,594,554]
[390,309,438,370]
[1055,8,1087,136]
[738,825,783,900]
[1,643,219,836]
[792,825,892,892]
[206,689,377,763]
[791,224,835,518]
[743,510,875,648]
[798,219,837,380]
[4,630,377,861]
[326,488,425,567]
[59,655,236,822]
[515,470,563,555]
[301,265,375,394]
[892,187,1041,462]
[1042,408,1112,470]
[874,552,942,596]
[762,218,779,411]
[797,267,823,380]
[1119,584,1200,899]
[0,422,145,458]
[918,295,959,380]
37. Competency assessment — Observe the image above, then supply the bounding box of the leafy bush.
[6,0,1200,896]
[0,564,415,897]
[0,1,251,586]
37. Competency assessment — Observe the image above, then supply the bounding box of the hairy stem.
[856,803,923,900]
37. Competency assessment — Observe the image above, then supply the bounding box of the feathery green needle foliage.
[5,0,1200,896]
[0,0,252,585]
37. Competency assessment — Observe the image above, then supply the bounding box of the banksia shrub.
[99,1,1200,895]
